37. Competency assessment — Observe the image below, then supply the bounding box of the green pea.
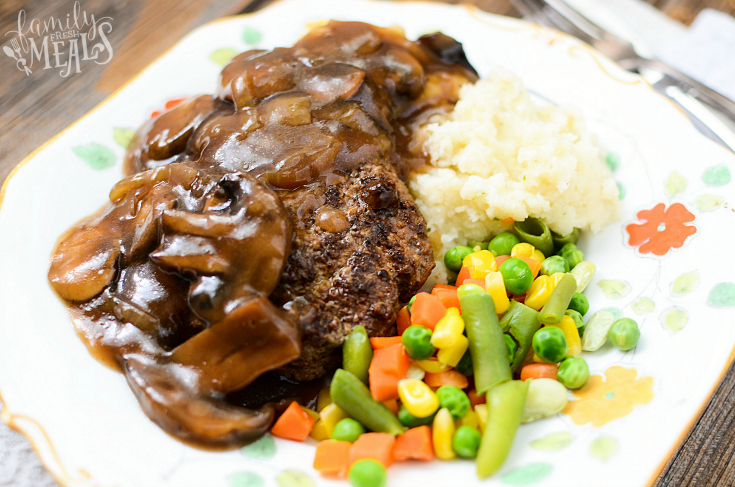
[436,385,470,420]
[331,418,365,443]
[455,348,474,376]
[401,325,436,360]
[488,232,520,256]
[467,240,489,251]
[558,243,584,269]
[551,228,579,251]
[453,425,482,458]
[532,327,567,364]
[408,295,416,313]
[557,356,589,389]
[444,245,474,273]
[609,318,640,351]
[565,309,585,336]
[349,459,387,487]
[540,255,569,276]
[398,404,435,428]
[499,258,534,295]
[504,334,517,364]
[568,292,589,315]
[456,283,485,299]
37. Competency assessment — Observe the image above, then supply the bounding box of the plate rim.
[0,1,731,486]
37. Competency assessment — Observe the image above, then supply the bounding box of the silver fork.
[511,0,735,153]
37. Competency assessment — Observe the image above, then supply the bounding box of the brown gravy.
[48,21,477,447]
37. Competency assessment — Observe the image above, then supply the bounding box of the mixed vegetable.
[268,217,641,486]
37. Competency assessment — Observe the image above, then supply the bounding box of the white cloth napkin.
[563,0,735,102]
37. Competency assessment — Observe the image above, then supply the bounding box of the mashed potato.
[409,68,620,284]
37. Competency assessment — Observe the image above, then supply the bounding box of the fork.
[10,38,32,76]
[511,0,735,153]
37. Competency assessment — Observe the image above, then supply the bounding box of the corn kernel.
[531,249,546,263]
[474,404,488,434]
[398,378,440,418]
[437,334,468,367]
[415,358,451,373]
[462,250,497,280]
[433,407,456,460]
[406,363,426,380]
[484,272,510,314]
[525,275,554,310]
[511,242,535,259]
[456,409,479,430]
[431,307,465,348]
[316,387,332,412]
[548,315,582,356]
[549,272,566,288]
[309,419,330,441]
[308,403,348,441]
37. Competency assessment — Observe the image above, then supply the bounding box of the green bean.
[499,300,541,372]
[459,292,511,395]
[342,325,372,384]
[330,369,405,436]
[551,227,579,251]
[476,380,529,479]
[538,274,578,324]
[514,218,554,257]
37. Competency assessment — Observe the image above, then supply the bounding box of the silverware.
[511,0,735,153]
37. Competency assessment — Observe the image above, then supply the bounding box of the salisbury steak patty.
[273,160,434,380]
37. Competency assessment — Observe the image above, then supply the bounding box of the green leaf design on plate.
[659,306,688,332]
[708,283,735,308]
[598,280,629,299]
[72,142,116,170]
[229,472,264,487]
[210,48,239,66]
[694,194,724,212]
[605,152,620,172]
[241,434,276,459]
[702,164,731,186]
[665,171,686,196]
[276,470,315,487]
[632,297,655,315]
[530,432,572,451]
[113,127,135,149]
[590,437,617,461]
[671,271,699,295]
[500,463,553,485]
[600,306,623,320]
[616,181,625,200]
[243,26,262,45]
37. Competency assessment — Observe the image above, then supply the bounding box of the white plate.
[1,0,734,486]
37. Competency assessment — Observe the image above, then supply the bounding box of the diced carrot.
[432,285,460,310]
[369,370,401,401]
[495,255,510,267]
[394,426,434,462]
[519,256,541,279]
[512,293,526,303]
[369,344,410,401]
[463,278,485,288]
[382,398,399,415]
[501,217,515,225]
[271,401,316,441]
[423,370,469,389]
[456,266,471,286]
[370,336,403,349]
[314,439,351,477]
[348,433,396,468]
[396,306,411,335]
[370,344,410,377]
[410,293,447,330]
[520,363,558,381]
[468,389,486,407]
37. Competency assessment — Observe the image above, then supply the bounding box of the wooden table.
[1,1,733,485]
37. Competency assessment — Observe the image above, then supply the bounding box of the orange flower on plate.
[626,202,697,256]
[150,97,188,118]
[563,366,654,427]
